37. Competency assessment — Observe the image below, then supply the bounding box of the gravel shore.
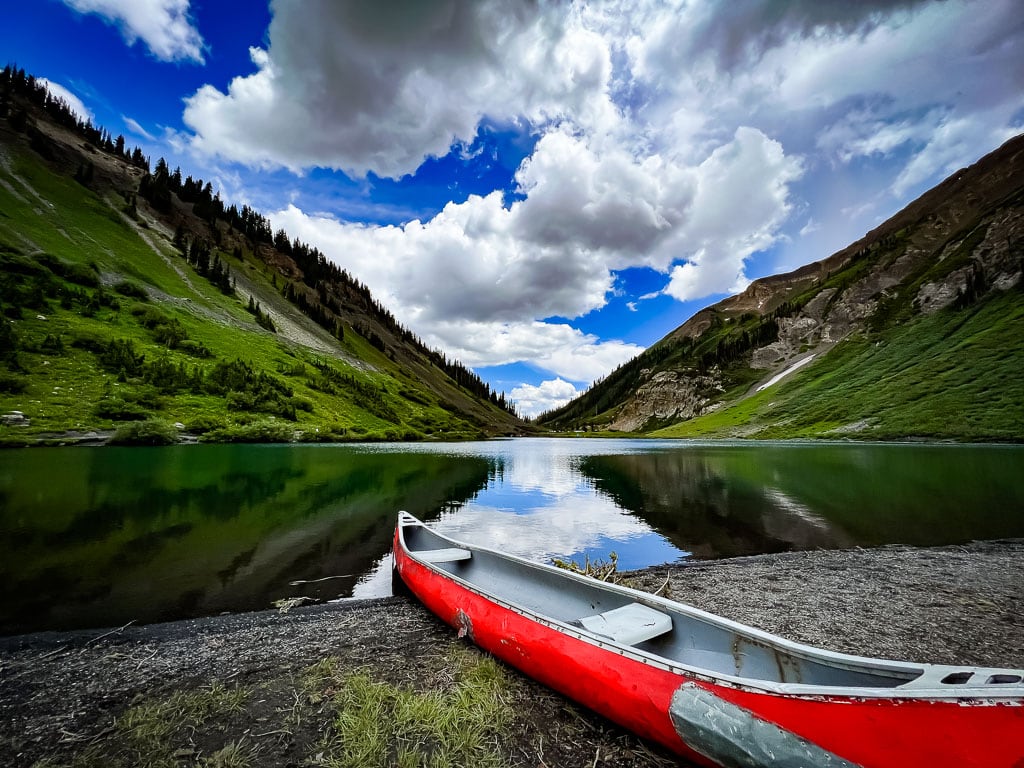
[2,540,1021,767]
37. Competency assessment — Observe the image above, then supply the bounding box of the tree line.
[1,65,150,172]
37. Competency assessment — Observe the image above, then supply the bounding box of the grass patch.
[30,682,253,768]
[115,683,250,761]
[305,648,514,768]
[198,740,261,768]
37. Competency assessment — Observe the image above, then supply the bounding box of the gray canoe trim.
[669,683,862,768]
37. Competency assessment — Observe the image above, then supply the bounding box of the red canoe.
[393,512,1024,768]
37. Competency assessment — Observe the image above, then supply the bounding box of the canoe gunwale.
[396,512,1024,702]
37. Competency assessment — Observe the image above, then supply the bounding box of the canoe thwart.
[415,547,473,564]
[578,602,672,645]
[898,665,1024,690]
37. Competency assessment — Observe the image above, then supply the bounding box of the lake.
[2,438,1023,635]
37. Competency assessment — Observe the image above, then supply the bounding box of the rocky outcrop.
[609,369,724,432]
[1,411,29,426]
[916,208,1024,315]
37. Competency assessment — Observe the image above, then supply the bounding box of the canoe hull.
[394,536,707,762]
[393,520,1024,768]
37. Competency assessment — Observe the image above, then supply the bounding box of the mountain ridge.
[539,133,1024,440]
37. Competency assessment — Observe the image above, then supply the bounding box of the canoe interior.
[402,521,922,689]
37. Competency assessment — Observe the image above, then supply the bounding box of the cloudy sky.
[5,1,1023,416]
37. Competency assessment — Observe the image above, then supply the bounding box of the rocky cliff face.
[610,368,725,432]
[915,208,1024,314]
[544,133,1024,433]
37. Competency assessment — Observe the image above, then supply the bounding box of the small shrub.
[291,396,314,413]
[399,387,432,406]
[99,339,146,377]
[40,334,64,354]
[130,305,193,350]
[152,318,188,348]
[91,286,120,310]
[94,397,150,421]
[0,252,48,277]
[121,385,163,409]
[71,330,108,353]
[184,414,227,434]
[62,261,101,288]
[208,359,295,418]
[109,419,179,446]
[0,373,26,393]
[114,280,149,300]
[132,305,170,328]
[0,317,19,360]
[34,253,61,272]
[200,420,294,443]
[226,390,259,412]
[141,355,183,393]
[178,339,213,358]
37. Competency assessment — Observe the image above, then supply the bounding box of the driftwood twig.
[83,620,136,649]
[288,575,351,586]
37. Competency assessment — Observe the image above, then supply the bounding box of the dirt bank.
[2,540,1021,768]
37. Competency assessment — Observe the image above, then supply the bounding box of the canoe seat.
[415,547,472,564]
[578,602,672,645]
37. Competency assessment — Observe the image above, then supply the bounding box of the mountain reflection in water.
[2,439,1022,634]
[577,452,855,559]
[0,445,495,634]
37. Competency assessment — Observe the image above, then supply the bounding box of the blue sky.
[4,0,1023,416]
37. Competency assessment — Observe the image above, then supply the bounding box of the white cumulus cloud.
[184,0,616,178]
[62,0,205,63]
[509,379,581,419]
[269,203,644,383]
[665,127,803,301]
[267,116,805,386]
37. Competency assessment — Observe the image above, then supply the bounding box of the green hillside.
[651,287,1024,440]
[0,68,526,444]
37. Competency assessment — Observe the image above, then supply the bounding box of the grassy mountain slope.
[539,134,1024,441]
[0,69,526,443]
[652,287,1024,440]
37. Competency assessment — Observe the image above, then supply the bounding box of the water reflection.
[360,439,688,572]
[0,445,494,634]
[577,451,855,558]
[2,439,1023,635]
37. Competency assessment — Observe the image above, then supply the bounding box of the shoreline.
[4,428,1024,448]
[2,540,1022,766]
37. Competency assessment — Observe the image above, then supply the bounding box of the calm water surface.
[2,438,1023,634]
